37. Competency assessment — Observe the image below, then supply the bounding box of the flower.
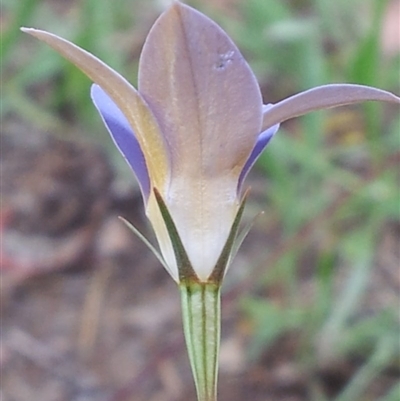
[22,2,399,284]
[21,4,400,400]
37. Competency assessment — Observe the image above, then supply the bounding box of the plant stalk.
[180,282,221,401]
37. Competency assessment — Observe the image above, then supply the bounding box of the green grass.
[3,0,399,399]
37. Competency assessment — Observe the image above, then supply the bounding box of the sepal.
[207,193,248,284]
[153,188,248,284]
[153,188,198,282]
[118,216,169,271]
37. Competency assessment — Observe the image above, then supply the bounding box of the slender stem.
[180,282,221,401]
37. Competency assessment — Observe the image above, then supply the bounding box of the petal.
[91,84,150,200]
[138,3,263,280]
[138,2,263,178]
[21,28,170,192]
[238,105,280,192]
[261,84,400,131]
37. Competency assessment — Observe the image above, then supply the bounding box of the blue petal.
[91,84,150,200]
[238,105,280,192]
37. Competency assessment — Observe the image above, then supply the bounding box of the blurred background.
[1,0,399,400]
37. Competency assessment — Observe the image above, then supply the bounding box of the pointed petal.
[138,3,263,280]
[237,124,279,192]
[138,2,263,178]
[91,85,150,200]
[21,28,169,191]
[261,84,400,131]
[238,105,280,192]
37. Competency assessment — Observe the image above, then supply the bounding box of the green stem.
[180,282,221,401]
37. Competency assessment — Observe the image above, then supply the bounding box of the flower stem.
[180,282,221,401]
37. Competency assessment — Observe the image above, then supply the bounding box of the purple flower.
[22,2,399,283]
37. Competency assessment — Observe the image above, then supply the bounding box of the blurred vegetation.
[2,0,399,400]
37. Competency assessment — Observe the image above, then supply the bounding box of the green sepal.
[118,216,169,270]
[230,210,264,263]
[153,188,199,282]
[207,192,248,284]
